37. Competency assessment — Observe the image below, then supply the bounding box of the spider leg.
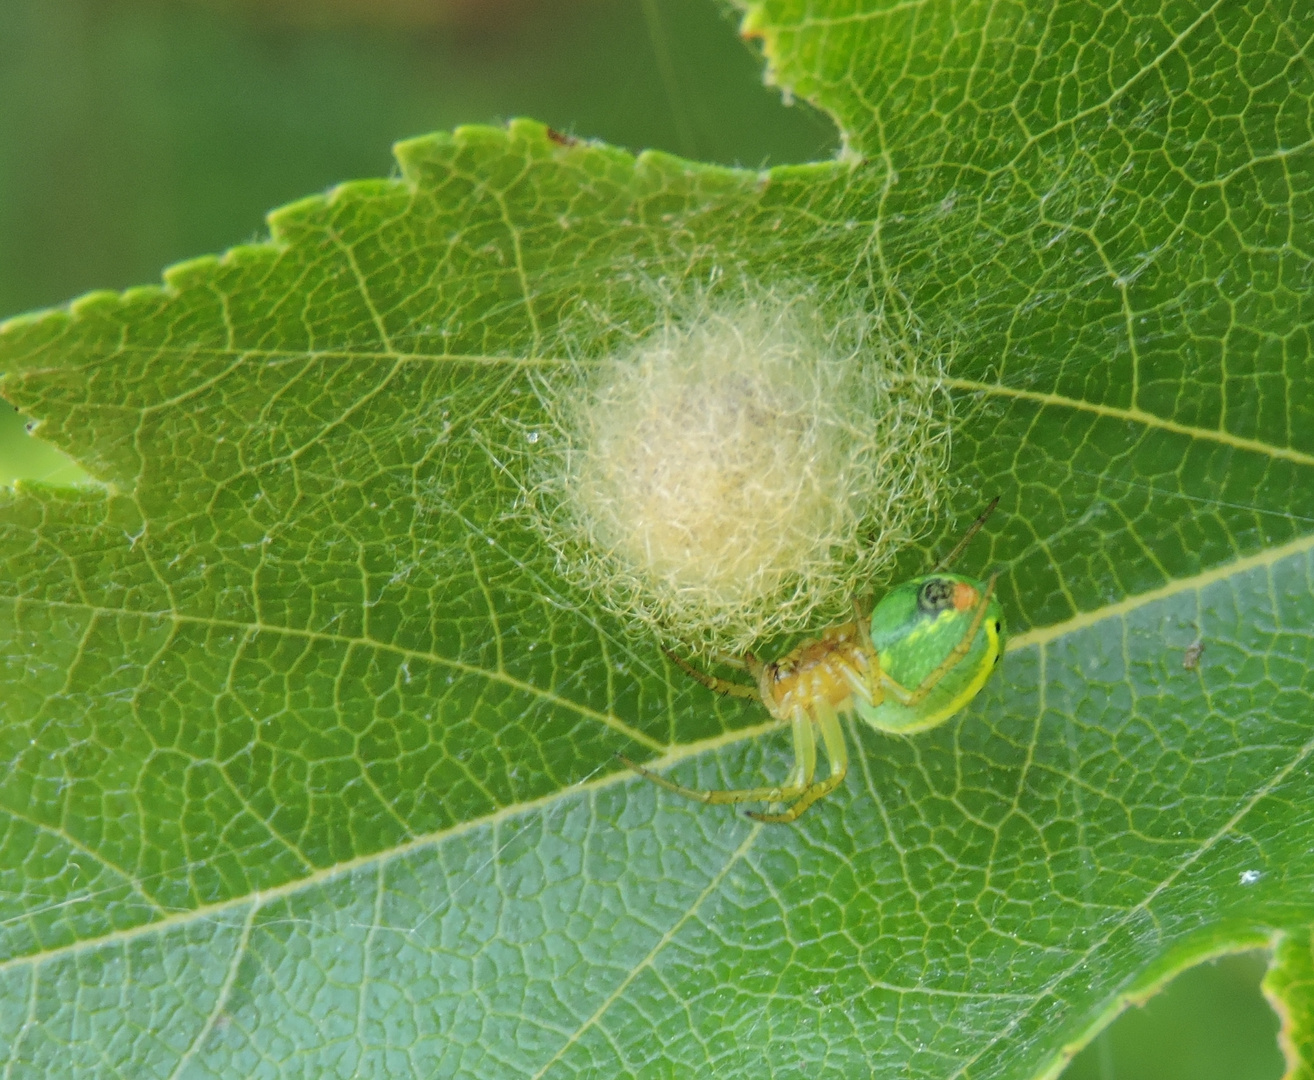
[784,710,815,790]
[616,708,816,807]
[662,647,761,702]
[747,703,849,824]
[840,653,878,708]
[710,649,760,673]
[932,496,1000,572]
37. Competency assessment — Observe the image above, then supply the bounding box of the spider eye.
[917,578,955,614]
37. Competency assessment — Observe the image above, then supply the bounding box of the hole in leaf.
[1061,952,1282,1080]
[0,406,91,487]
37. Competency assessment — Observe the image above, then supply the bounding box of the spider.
[620,500,1006,822]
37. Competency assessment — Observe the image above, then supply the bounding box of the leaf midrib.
[18,350,1309,466]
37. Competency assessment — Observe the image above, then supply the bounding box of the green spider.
[620,500,1006,823]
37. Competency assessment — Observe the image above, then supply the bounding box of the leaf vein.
[163,901,258,1080]
[945,377,1314,467]
[527,823,763,1080]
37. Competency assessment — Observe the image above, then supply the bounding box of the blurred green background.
[0,0,834,484]
[0,2,1286,1076]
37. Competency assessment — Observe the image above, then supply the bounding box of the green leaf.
[1265,929,1314,1080]
[2,1,1312,1076]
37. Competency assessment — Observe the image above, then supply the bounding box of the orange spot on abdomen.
[952,581,979,612]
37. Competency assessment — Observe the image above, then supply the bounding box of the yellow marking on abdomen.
[895,617,1001,733]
